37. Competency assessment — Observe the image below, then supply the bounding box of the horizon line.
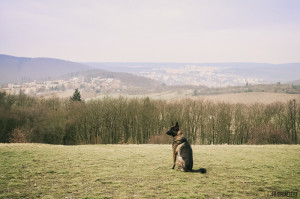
[1,53,300,65]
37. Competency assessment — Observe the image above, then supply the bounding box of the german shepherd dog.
[166,122,206,173]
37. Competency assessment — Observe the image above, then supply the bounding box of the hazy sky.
[1,0,300,63]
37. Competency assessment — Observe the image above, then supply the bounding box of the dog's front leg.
[171,151,177,169]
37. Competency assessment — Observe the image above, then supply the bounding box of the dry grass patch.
[197,92,300,104]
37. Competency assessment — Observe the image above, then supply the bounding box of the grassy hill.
[0,144,299,198]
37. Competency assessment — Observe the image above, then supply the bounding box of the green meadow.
[0,144,299,198]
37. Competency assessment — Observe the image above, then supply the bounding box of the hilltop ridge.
[0,54,93,84]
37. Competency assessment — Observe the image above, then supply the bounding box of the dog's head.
[166,122,181,137]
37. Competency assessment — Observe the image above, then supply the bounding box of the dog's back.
[173,135,193,171]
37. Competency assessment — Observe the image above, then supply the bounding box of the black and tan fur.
[166,122,206,173]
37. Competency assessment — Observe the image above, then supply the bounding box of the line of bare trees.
[0,92,299,145]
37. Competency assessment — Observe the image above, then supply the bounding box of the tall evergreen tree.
[70,88,82,102]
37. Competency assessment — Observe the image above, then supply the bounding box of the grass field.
[0,144,299,199]
[198,92,300,104]
[87,92,300,104]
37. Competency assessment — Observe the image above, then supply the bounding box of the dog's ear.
[175,122,179,130]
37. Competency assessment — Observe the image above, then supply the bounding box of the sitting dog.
[166,122,206,173]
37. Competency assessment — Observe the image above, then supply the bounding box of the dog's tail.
[190,168,207,173]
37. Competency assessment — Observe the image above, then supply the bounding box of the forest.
[0,91,299,145]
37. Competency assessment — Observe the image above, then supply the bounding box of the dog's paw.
[171,165,175,169]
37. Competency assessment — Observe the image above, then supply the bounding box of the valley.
[1,54,300,104]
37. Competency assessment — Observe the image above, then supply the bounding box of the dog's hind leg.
[176,156,186,172]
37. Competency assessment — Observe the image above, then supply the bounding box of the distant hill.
[0,54,93,84]
[85,62,300,87]
[75,70,165,91]
[0,54,165,92]
[2,54,299,92]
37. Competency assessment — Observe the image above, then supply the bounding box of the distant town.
[136,65,265,87]
[1,60,300,98]
[1,76,126,96]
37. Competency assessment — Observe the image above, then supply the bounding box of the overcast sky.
[0,0,300,63]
